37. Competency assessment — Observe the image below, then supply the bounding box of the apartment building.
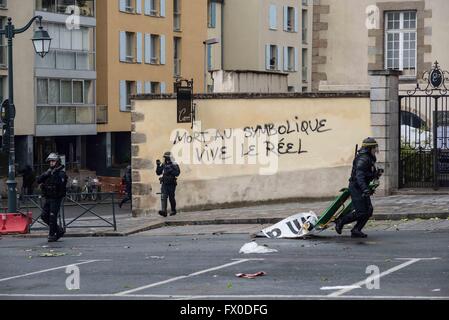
[95,0,206,176]
[1,0,96,174]
[312,0,449,91]
[222,0,313,92]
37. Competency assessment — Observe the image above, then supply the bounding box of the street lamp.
[0,16,51,213]
[203,38,220,93]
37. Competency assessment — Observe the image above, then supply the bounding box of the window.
[126,32,136,62]
[173,0,181,31]
[284,6,297,32]
[268,45,278,70]
[174,37,181,76]
[385,11,417,76]
[302,9,308,44]
[302,48,308,82]
[36,0,95,17]
[207,44,212,71]
[208,0,216,28]
[37,79,49,104]
[125,0,135,13]
[49,79,60,104]
[126,81,136,107]
[151,82,160,94]
[61,80,72,103]
[151,35,160,64]
[0,0,7,9]
[285,47,295,71]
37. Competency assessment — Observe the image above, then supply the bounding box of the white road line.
[0,294,448,300]
[0,260,107,283]
[115,259,264,296]
[321,286,361,291]
[328,257,441,297]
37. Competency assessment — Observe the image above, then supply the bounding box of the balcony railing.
[96,105,108,124]
[0,44,7,68]
[36,105,96,125]
[35,49,96,71]
[174,58,181,77]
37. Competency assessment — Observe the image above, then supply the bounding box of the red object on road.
[0,213,32,235]
[235,272,267,279]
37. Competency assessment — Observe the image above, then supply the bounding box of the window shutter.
[294,47,299,71]
[161,82,166,94]
[136,0,142,14]
[137,81,143,94]
[160,35,166,65]
[284,47,288,71]
[120,80,127,111]
[294,7,299,32]
[119,0,126,12]
[277,46,281,70]
[144,0,151,15]
[144,81,151,94]
[119,31,126,62]
[266,44,270,70]
[136,32,143,63]
[269,5,277,30]
[144,34,151,63]
[283,6,288,31]
[160,0,166,17]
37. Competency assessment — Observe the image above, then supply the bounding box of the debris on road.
[239,242,278,254]
[256,212,318,239]
[147,256,165,260]
[236,271,267,279]
[39,252,67,257]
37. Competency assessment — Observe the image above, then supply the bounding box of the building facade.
[95,0,206,176]
[1,0,97,175]
[312,0,449,91]
[222,0,313,93]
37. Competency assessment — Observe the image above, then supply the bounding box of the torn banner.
[257,212,319,239]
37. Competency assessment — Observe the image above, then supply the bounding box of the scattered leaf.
[227,282,233,289]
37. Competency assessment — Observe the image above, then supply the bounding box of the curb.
[7,212,449,238]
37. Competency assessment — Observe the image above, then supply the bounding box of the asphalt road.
[0,221,448,301]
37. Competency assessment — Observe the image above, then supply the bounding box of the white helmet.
[46,153,60,162]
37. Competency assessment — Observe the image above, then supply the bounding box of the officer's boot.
[48,212,59,242]
[335,211,358,235]
[169,194,177,216]
[351,214,370,238]
[158,194,168,217]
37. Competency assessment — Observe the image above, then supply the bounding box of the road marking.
[0,294,448,300]
[321,286,361,291]
[0,260,108,283]
[115,259,264,296]
[328,257,441,297]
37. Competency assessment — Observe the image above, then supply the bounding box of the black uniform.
[119,167,132,208]
[337,148,380,236]
[156,160,181,215]
[37,165,68,238]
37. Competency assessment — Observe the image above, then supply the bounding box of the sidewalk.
[10,193,449,238]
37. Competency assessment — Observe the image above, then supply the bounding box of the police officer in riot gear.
[37,153,68,242]
[156,152,181,217]
[335,138,383,238]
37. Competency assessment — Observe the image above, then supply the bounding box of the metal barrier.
[19,193,118,232]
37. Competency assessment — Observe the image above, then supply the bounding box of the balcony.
[36,49,95,71]
[96,105,108,124]
[36,0,95,17]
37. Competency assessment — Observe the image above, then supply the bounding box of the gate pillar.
[369,69,402,196]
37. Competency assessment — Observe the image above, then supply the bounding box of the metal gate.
[399,62,449,188]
